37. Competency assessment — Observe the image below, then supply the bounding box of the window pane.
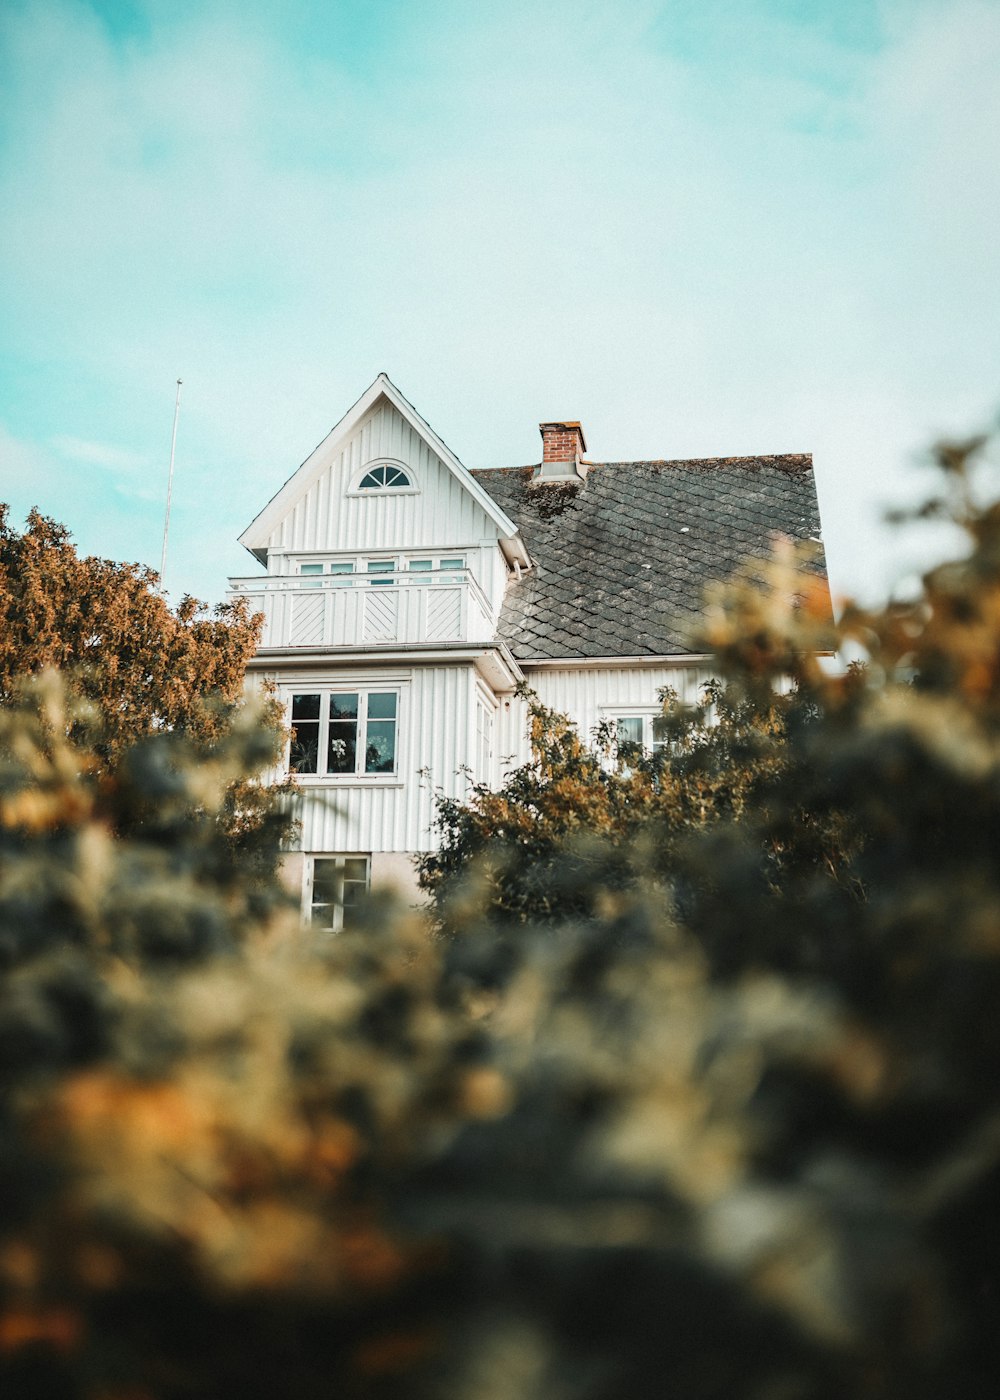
[290,694,321,773]
[367,692,396,719]
[329,562,354,588]
[440,558,464,570]
[367,560,394,586]
[616,717,644,746]
[328,695,359,773]
[312,859,342,903]
[328,724,357,773]
[364,720,396,773]
[341,892,362,930]
[409,559,433,572]
[358,464,410,489]
[290,726,319,773]
[341,862,368,929]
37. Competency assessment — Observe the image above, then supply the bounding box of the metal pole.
[160,378,183,586]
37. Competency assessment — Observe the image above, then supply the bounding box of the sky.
[1,0,998,609]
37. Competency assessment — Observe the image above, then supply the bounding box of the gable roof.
[239,374,528,565]
[472,455,830,661]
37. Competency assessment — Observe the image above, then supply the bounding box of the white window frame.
[297,560,355,587]
[288,687,402,781]
[347,458,419,497]
[304,854,371,933]
[407,554,466,584]
[599,706,669,757]
[363,555,398,585]
[290,554,471,586]
[476,692,495,786]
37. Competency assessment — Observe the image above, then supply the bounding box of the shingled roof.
[471,456,829,661]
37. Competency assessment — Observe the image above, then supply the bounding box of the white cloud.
[51,435,149,473]
[0,423,64,505]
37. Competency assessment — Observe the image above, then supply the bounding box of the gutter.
[516,651,835,670]
[517,653,716,670]
[248,641,525,689]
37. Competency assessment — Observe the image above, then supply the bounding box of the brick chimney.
[533,421,588,484]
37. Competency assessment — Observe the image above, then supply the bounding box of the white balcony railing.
[228,567,496,650]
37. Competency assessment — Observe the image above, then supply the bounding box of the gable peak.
[237,374,528,567]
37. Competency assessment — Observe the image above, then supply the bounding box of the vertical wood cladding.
[286,663,475,855]
[268,401,502,579]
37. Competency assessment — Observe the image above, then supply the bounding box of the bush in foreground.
[2,436,1000,1397]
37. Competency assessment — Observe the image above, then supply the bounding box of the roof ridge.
[471,453,814,477]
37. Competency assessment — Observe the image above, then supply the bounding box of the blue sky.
[1,0,998,606]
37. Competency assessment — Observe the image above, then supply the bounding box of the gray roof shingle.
[471,456,829,661]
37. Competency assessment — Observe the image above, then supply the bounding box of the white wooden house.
[231,374,829,928]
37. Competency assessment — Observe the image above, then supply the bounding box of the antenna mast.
[160,378,183,586]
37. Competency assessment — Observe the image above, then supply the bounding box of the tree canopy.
[0,505,290,866]
[0,506,264,762]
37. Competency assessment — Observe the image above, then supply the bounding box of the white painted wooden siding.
[268,662,479,855]
[265,402,508,613]
[496,662,722,773]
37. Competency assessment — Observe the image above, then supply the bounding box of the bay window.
[290,689,399,777]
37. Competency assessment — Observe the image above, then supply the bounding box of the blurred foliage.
[417,532,864,958]
[3,435,1000,1398]
[417,668,863,942]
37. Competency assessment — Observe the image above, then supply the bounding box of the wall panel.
[276,662,476,856]
[499,662,721,773]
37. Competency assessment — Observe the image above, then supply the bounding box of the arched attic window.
[358,463,411,490]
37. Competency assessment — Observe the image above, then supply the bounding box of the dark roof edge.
[519,653,715,669]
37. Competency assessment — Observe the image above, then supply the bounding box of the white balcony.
[228,567,496,651]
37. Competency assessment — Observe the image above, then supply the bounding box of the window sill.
[291,775,405,788]
[345,488,419,499]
